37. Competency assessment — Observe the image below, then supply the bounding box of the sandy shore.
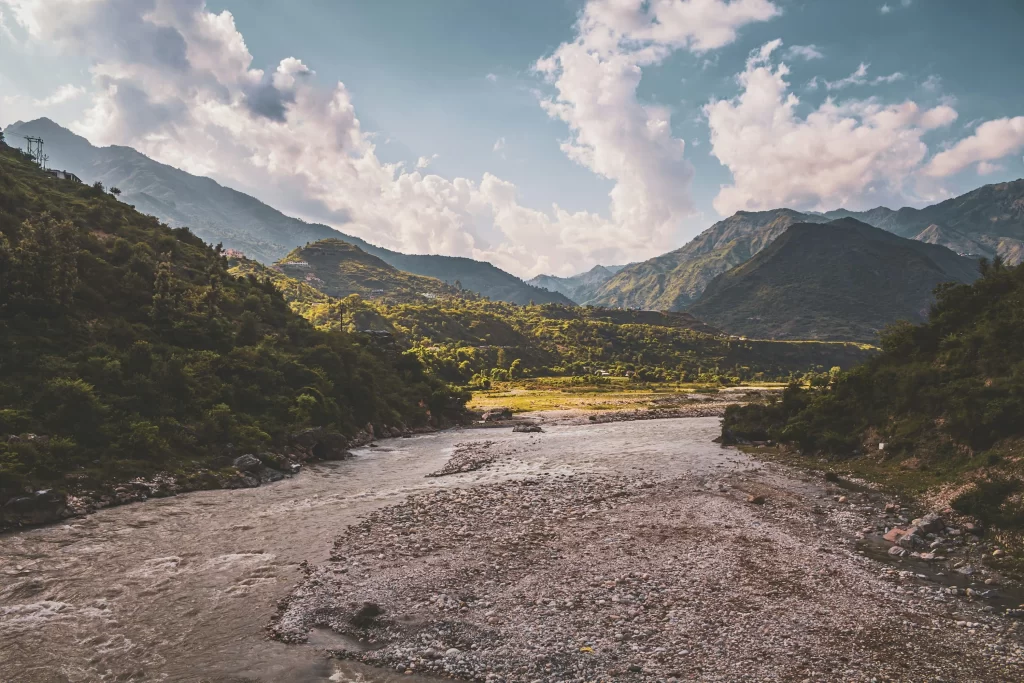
[271,417,1024,682]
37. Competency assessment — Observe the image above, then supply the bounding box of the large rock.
[2,489,68,526]
[233,454,263,473]
[914,512,945,535]
[289,427,351,460]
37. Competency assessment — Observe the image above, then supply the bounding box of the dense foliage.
[231,258,874,389]
[722,258,1024,459]
[690,220,980,342]
[0,142,467,497]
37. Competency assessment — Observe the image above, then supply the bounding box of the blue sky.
[1,0,1023,276]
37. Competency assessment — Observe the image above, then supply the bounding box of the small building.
[46,169,82,183]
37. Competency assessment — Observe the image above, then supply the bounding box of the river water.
[0,417,746,682]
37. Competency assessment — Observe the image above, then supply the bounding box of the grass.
[468,378,787,413]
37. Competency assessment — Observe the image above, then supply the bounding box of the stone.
[512,424,543,433]
[747,494,766,505]
[883,527,908,543]
[481,408,513,422]
[888,546,908,557]
[993,549,1006,558]
[1,489,68,526]
[838,496,848,504]
[445,648,461,657]
[917,512,945,535]
[233,454,263,473]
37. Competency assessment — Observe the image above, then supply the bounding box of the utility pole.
[24,136,45,168]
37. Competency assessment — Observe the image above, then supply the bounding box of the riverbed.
[0,416,752,682]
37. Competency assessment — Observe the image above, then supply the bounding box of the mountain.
[527,264,621,303]
[721,259,1024,528]
[276,239,460,302]
[587,209,816,310]
[0,137,467,508]
[688,219,981,341]
[587,182,1024,312]
[2,118,573,307]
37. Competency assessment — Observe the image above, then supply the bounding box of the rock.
[888,546,908,557]
[883,528,908,543]
[993,549,1006,558]
[481,407,513,422]
[897,532,924,549]
[445,647,461,658]
[884,502,900,513]
[512,424,543,433]
[963,522,983,536]
[233,454,263,473]
[957,564,975,576]
[837,495,848,504]
[747,494,766,505]
[1,489,68,526]
[916,512,945,535]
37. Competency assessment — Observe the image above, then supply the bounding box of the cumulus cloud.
[485,73,497,82]
[880,4,892,14]
[32,83,86,106]
[534,0,779,255]
[924,117,1024,177]
[784,44,823,61]
[705,40,960,214]
[0,0,780,277]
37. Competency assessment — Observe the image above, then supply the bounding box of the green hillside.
[0,140,467,503]
[276,239,460,302]
[587,209,813,310]
[689,219,980,341]
[3,118,574,306]
[230,258,875,388]
[721,258,1024,525]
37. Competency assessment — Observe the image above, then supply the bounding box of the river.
[0,417,746,682]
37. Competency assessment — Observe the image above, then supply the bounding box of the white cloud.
[825,63,869,90]
[415,154,438,169]
[901,0,913,6]
[486,73,497,82]
[0,0,778,277]
[924,117,1024,177]
[534,0,779,258]
[872,71,904,85]
[0,8,15,42]
[977,161,1004,176]
[921,74,942,92]
[492,137,506,160]
[824,63,903,90]
[32,83,86,106]
[880,4,892,14]
[784,44,823,61]
[705,40,960,214]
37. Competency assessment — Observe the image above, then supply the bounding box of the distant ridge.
[2,118,574,306]
[688,219,981,342]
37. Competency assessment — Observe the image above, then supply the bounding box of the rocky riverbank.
[0,423,426,531]
[272,446,1024,681]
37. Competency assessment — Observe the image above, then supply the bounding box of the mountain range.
[2,118,573,307]
[582,182,1024,311]
[688,219,981,341]
[526,264,625,302]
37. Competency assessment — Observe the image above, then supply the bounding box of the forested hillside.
[276,239,461,302]
[0,140,467,502]
[3,118,573,306]
[689,220,980,341]
[721,258,1024,524]
[231,258,875,388]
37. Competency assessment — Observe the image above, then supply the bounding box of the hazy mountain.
[527,264,622,303]
[2,118,573,306]
[688,219,981,342]
[276,239,461,302]
[586,209,816,310]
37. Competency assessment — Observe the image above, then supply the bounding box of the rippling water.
[0,417,743,682]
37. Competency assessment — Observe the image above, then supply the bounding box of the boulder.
[915,512,945,535]
[2,489,68,526]
[233,454,263,473]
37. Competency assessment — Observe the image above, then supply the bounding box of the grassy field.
[467,377,787,413]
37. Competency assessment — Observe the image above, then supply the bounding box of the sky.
[1,0,1023,277]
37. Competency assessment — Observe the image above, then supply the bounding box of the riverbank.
[273,422,1024,681]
